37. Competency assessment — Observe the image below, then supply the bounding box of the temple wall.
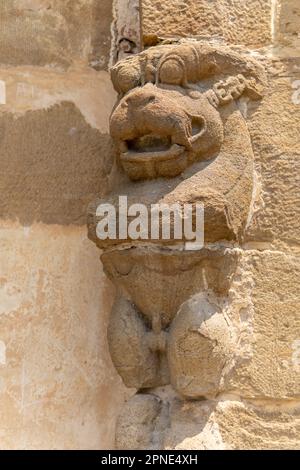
[0,0,299,450]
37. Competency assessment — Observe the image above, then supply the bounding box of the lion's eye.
[159,59,184,85]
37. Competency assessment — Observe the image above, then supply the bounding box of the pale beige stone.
[215,400,300,450]
[0,222,130,449]
[0,0,113,69]
[0,2,125,448]
[225,251,300,399]
[245,60,300,248]
[277,0,300,51]
[90,41,267,249]
[116,394,168,450]
[0,66,116,132]
[116,395,300,450]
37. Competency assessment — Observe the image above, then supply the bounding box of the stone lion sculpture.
[88,41,266,400]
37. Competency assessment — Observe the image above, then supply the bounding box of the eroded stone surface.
[142,0,272,48]
[0,1,124,450]
[116,394,169,450]
[117,394,300,450]
[89,41,267,249]
[0,0,113,69]
[112,0,142,63]
[277,0,300,51]
[245,59,300,248]
[225,251,300,399]
[101,247,239,392]
[0,222,130,449]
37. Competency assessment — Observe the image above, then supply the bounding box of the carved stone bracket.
[88,40,266,449]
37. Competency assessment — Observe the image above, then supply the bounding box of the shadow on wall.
[0,102,116,226]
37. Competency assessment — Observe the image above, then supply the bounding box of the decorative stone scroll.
[88,40,266,448]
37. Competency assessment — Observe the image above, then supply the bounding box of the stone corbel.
[88,40,266,449]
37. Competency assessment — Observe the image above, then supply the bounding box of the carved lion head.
[110,41,266,180]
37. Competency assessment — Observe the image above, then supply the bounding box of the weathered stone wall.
[142,0,272,47]
[0,0,299,450]
[0,0,131,450]
[276,0,300,51]
[127,0,299,450]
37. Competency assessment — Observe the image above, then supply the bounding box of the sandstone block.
[142,0,272,48]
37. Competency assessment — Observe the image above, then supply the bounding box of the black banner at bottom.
[0,450,295,465]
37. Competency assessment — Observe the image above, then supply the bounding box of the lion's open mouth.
[120,134,185,163]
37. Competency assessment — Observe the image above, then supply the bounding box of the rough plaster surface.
[0,222,131,449]
[0,102,114,226]
[245,59,300,247]
[0,66,116,131]
[0,0,131,450]
[142,0,272,47]
[0,0,113,70]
